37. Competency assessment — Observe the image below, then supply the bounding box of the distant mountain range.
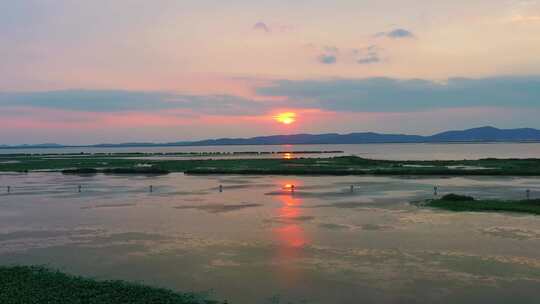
[3,126,540,149]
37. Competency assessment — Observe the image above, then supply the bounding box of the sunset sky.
[2,0,540,144]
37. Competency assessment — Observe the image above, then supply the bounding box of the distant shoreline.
[2,140,540,150]
[3,126,540,148]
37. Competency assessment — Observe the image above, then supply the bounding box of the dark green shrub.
[441,193,475,201]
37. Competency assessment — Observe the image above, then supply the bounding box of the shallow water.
[1,173,540,303]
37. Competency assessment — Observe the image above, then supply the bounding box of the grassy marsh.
[417,194,540,215]
[0,265,224,304]
[1,153,540,176]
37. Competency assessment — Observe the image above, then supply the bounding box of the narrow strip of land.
[1,154,540,176]
[415,194,540,215]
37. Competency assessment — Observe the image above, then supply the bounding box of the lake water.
[2,143,540,160]
[1,172,539,303]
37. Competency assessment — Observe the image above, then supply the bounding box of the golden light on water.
[282,181,299,193]
[273,112,296,125]
[283,184,295,190]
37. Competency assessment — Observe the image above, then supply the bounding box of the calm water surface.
[1,172,539,303]
[2,143,540,160]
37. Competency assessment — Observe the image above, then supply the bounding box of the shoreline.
[3,141,540,151]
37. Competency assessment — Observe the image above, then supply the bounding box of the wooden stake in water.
[219,185,223,193]
[350,185,354,193]
[78,185,82,193]
[149,185,153,193]
[291,184,295,193]
[434,186,438,196]
[526,189,531,200]
[7,186,10,194]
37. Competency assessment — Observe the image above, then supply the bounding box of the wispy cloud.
[508,14,540,23]
[314,44,382,65]
[253,21,270,33]
[357,54,380,64]
[375,28,415,39]
[318,54,337,64]
[323,46,339,54]
[354,45,382,65]
[506,0,540,23]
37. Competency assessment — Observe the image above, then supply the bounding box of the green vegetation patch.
[0,265,225,304]
[61,167,170,175]
[62,168,100,175]
[1,154,540,176]
[102,167,170,175]
[418,193,540,215]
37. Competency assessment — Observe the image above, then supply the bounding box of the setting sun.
[273,112,296,125]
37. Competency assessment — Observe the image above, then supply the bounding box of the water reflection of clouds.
[301,246,540,288]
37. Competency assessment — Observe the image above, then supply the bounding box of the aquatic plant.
[439,193,475,201]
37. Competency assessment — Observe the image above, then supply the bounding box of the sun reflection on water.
[283,152,293,159]
[272,181,309,284]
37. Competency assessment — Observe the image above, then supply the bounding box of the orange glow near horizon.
[273,112,296,125]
